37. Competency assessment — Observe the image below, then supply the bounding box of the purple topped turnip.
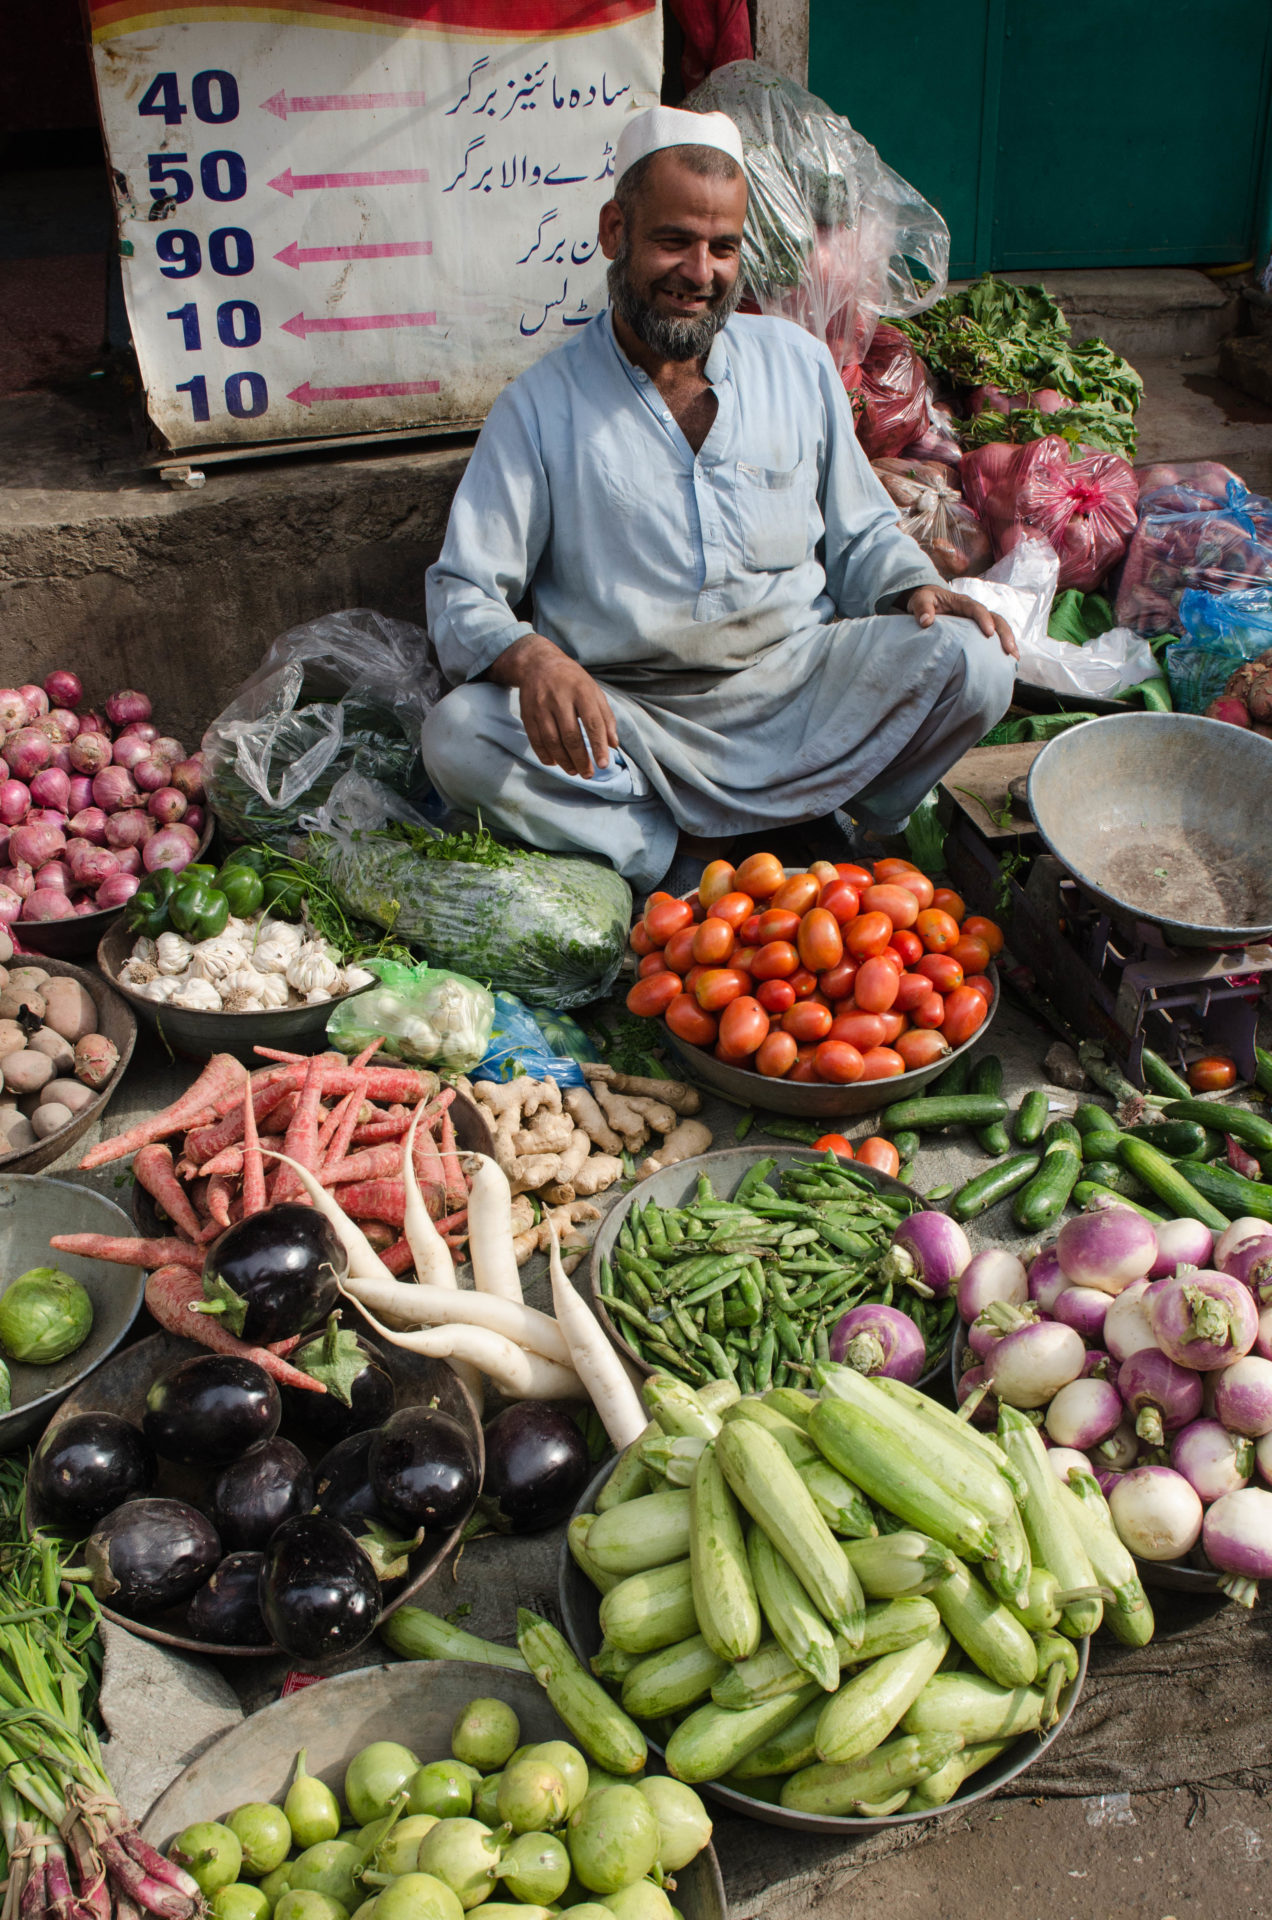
[1103,1279,1158,1363]
[1147,1269,1259,1371]
[1217,1235,1272,1304]
[1117,1349,1203,1447]
[1051,1286,1111,1342]
[1044,1376,1122,1451]
[985,1319,1085,1409]
[1171,1419,1253,1503]
[829,1304,926,1383]
[1108,1465,1204,1561]
[1047,1445,1093,1483]
[1095,1418,1139,1470]
[1214,1217,1272,1272]
[880,1212,970,1300]
[1201,1486,1272,1605]
[1027,1245,1069,1314]
[968,1300,1037,1360]
[1212,1356,1272,1438]
[1149,1218,1215,1281]
[956,1248,1027,1324]
[1056,1207,1157,1294]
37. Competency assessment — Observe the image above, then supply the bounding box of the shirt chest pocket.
[734,460,814,572]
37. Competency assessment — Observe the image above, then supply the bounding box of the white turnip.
[956,1247,1026,1322]
[986,1319,1085,1409]
[1109,1465,1203,1560]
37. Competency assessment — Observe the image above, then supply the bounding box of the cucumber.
[689,1444,761,1663]
[1162,1098,1272,1159]
[587,1490,692,1577]
[1256,1047,1272,1100]
[901,1672,1045,1745]
[970,1056,1010,1156]
[1072,1102,1116,1136]
[620,1635,728,1720]
[746,1528,841,1693]
[1140,1048,1192,1100]
[664,1683,820,1784]
[813,1623,949,1765]
[516,1610,646,1775]
[878,1095,1010,1133]
[1080,1131,1128,1163]
[1081,1160,1153,1199]
[1012,1119,1083,1231]
[1182,1160,1272,1224]
[1128,1119,1210,1158]
[891,1129,921,1161]
[949,1152,1041,1222]
[1114,1138,1229,1231]
[714,1420,864,1642]
[781,1731,963,1817]
[598,1559,697,1654]
[928,1559,1039,1690]
[928,1053,972,1099]
[1071,1181,1166,1223]
[1013,1089,1049,1145]
[728,1697,824,1780]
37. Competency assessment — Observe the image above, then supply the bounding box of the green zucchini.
[1071,1181,1166,1223]
[1058,1472,1155,1649]
[645,1376,724,1439]
[928,1558,1039,1690]
[1114,1138,1229,1230]
[1012,1119,1083,1231]
[595,1436,654,1511]
[1072,1102,1116,1136]
[970,1056,1010,1156]
[1013,1089,1049,1145]
[901,1671,1045,1745]
[728,1698,824,1780]
[843,1532,957,1599]
[807,1398,997,1565]
[711,1599,942,1711]
[903,1737,1014,1811]
[1128,1119,1210,1158]
[816,1367,1016,1525]
[620,1635,728,1720]
[714,1420,864,1643]
[664,1683,819,1784]
[878,1094,1010,1133]
[781,1731,963,1817]
[813,1623,949,1765]
[598,1559,697,1654]
[723,1394,876,1537]
[949,1152,1041,1222]
[747,1527,841,1693]
[1140,1048,1192,1099]
[568,1515,621,1595]
[591,1640,644,1683]
[996,1408,1100,1638]
[1182,1160,1272,1224]
[587,1490,692,1578]
[688,1444,761,1663]
[1162,1098,1272,1160]
[516,1610,646,1776]
[762,1388,816,1429]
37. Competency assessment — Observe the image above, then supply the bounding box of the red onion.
[0,783,29,828]
[68,845,119,890]
[134,756,173,795]
[18,686,49,721]
[69,731,113,776]
[23,889,74,922]
[29,768,70,812]
[1051,1285,1111,1342]
[113,846,142,876]
[148,787,187,825]
[6,729,52,782]
[1201,1486,1272,1604]
[34,862,71,895]
[50,744,74,776]
[118,720,158,744]
[828,1304,927,1383]
[956,1248,1027,1322]
[1027,1245,1069,1314]
[92,766,142,812]
[95,872,140,909]
[27,809,66,832]
[184,805,205,837]
[67,777,94,814]
[1056,1208,1158,1294]
[73,897,98,916]
[48,709,81,744]
[0,830,9,865]
[172,756,206,802]
[69,806,108,845]
[1148,1269,1259,1370]
[78,710,107,737]
[104,811,153,850]
[1118,1349,1203,1446]
[10,824,66,869]
[0,692,26,731]
[105,690,152,728]
[151,737,185,764]
[143,826,197,874]
[0,869,33,900]
[882,1212,970,1301]
[43,671,82,710]
[107,735,150,774]
[0,761,8,785]
[37,712,76,746]
[1149,1218,1215,1279]
[0,886,20,926]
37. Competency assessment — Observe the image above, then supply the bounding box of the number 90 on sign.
[157,228,253,278]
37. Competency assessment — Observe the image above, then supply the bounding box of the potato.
[0,1050,54,1095]
[0,1116,36,1153]
[0,988,44,1022]
[40,979,98,1044]
[31,1103,73,1141]
[28,1029,75,1073]
[0,1021,25,1058]
[0,931,11,965]
[0,967,8,991]
[7,968,49,994]
[40,1079,95,1116]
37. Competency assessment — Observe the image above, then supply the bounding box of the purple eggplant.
[258,1515,380,1661]
[202,1204,346,1345]
[209,1437,315,1551]
[142,1354,280,1465]
[369,1407,479,1533]
[482,1405,591,1532]
[185,1551,272,1645]
[86,1498,221,1616]
[28,1413,155,1533]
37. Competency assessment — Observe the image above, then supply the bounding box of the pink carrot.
[413,1109,448,1218]
[436,1208,469,1234]
[320,1073,369,1175]
[145,1267,325,1390]
[242,1079,266,1217]
[262,1089,303,1134]
[185,1076,294,1164]
[381,1238,416,1275]
[197,1145,245,1181]
[438,1109,468,1211]
[339,1179,406,1226]
[132,1144,204,1243]
[351,1112,413,1146]
[79,1054,249,1169]
[204,1171,234,1231]
[272,1056,327,1204]
[51,1233,201,1270]
[315,1096,350,1163]
[321,1141,407,1187]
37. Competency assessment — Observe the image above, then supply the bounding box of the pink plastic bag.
[854,324,930,459]
[872,458,991,579]
[961,436,1138,590]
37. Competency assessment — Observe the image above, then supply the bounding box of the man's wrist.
[488,633,555,687]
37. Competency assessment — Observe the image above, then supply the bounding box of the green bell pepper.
[219,847,272,877]
[262,872,305,918]
[131,868,178,938]
[170,878,230,941]
[216,865,265,916]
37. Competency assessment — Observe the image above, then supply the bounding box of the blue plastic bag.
[472,992,589,1088]
[1165,587,1272,713]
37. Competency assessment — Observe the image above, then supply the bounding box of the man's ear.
[598,198,624,262]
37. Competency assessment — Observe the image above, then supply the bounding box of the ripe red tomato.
[645,896,694,944]
[756,1030,798,1078]
[812,1040,864,1084]
[1188,1053,1238,1092]
[877,1011,908,1044]
[872,857,919,883]
[797,907,844,973]
[895,1029,950,1071]
[819,959,859,1001]
[688,893,706,923]
[854,956,901,1014]
[889,869,935,911]
[789,967,820,999]
[894,971,934,1013]
[683,964,707,993]
[782,1001,834,1043]
[638,951,670,978]
[719,996,769,1057]
[949,934,991,976]
[878,947,908,974]
[963,973,995,1003]
[836,863,874,890]
[699,859,737,908]
[739,914,763,945]
[813,1131,855,1156]
[629,922,655,957]
[845,911,894,959]
[665,992,718,1046]
[916,908,962,954]
[756,977,796,1014]
[917,953,964,993]
[734,852,785,901]
[818,880,861,925]
[663,926,699,974]
[713,1039,752,1065]
[694,967,753,1011]
[751,940,800,981]
[940,985,989,1047]
[755,908,802,945]
[932,887,966,921]
[787,1053,822,1083]
[858,1046,907,1081]
[961,914,1004,956]
[692,916,736,966]
[625,971,682,1018]
[911,991,948,1030]
[861,884,920,930]
[808,860,840,887]
[829,1009,887,1051]
[890,929,924,966]
[732,945,759,973]
[710,891,757,932]
[856,1136,901,1176]
[771,873,821,916]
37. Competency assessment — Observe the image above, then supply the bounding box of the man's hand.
[488,633,619,777]
[906,584,1018,660]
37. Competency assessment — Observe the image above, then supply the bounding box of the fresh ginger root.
[583,1064,701,1116]
[563,1085,623,1156]
[637,1118,713,1178]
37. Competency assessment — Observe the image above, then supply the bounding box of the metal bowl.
[589,1146,954,1392]
[659,971,999,1117]
[29,1329,484,1657]
[140,1660,727,1920]
[561,1461,1087,1835]
[97,919,374,1064]
[0,1174,146,1453]
[1027,713,1272,948]
[0,957,136,1177]
[16,815,215,959]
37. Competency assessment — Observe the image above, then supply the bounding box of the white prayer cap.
[613,105,744,185]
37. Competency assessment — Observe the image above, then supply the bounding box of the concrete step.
[1134,351,1272,494]
[949,267,1240,361]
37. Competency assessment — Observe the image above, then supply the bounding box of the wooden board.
[940,741,1047,840]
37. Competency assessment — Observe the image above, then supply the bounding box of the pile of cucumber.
[568,1367,1146,1820]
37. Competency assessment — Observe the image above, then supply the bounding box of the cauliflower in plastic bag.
[326,958,494,1073]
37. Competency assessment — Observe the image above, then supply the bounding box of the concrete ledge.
[949,268,1238,361]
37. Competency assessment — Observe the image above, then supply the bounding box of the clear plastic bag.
[203,610,444,848]
[1116,478,1272,637]
[872,456,991,578]
[686,60,948,383]
[326,958,494,1073]
[1165,587,1272,713]
[962,436,1138,590]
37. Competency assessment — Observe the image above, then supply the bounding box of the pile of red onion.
[0,675,207,925]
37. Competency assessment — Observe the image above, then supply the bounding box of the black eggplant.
[28,1413,156,1533]
[202,1205,346,1345]
[282,1319,395,1444]
[185,1551,271,1646]
[313,1431,383,1530]
[209,1437,315,1552]
[482,1404,592,1532]
[258,1515,380,1660]
[142,1355,280,1465]
[369,1407,479,1533]
[86,1498,221,1616]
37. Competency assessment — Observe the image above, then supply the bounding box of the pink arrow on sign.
[289,379,441,407]
[269,167,430,197]
[280,309,437,339]
[275,239,432,269]
[262,89,427,120]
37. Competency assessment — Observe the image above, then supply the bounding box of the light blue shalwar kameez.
[423,309,1015,891]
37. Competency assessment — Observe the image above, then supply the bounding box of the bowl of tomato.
[626,850,1001,1117]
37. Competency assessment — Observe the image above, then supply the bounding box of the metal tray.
[560,1461,1087,1836]
[589,1145,953,1392]
[0,957,136,1177]
[141,1661,727,1920]
[28,1329,484,1657]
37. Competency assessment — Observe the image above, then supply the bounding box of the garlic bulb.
[257,918,304,954]
[222,967,270,1000]
[131,936,158,966]
[120,958,159,987]
[255,973,289,1009]
[253,941,294,977]
[190,940,249,984]
[222,989,264,1014]
[156,932,194,976]
[138,978,179,1003]
[340,966,376,993]
[306,987,334,1005]
[171,978,222,1012]
[287,950,342,996]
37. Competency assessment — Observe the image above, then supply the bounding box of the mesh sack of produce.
[203,609,443,848]
[872,455,991,578]
[962,436,1138,591]
[854,324,931,457]
[1115,478,1272,637]
[307,776,632,1010]
[686,59,948,385]
[1165,587,1272,714]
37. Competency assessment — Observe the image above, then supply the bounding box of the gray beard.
[607,241,741,361]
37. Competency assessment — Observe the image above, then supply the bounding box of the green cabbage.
[0,1269,93,1365]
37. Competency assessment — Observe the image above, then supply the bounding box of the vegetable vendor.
[424,106,1017,894]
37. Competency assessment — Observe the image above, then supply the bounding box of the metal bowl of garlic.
[97,917,377,1063]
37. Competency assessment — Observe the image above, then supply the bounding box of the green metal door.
[809,0,1272,275]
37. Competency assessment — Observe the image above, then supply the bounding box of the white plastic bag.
[957,536,1059,663]
[959,538,1158,696]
